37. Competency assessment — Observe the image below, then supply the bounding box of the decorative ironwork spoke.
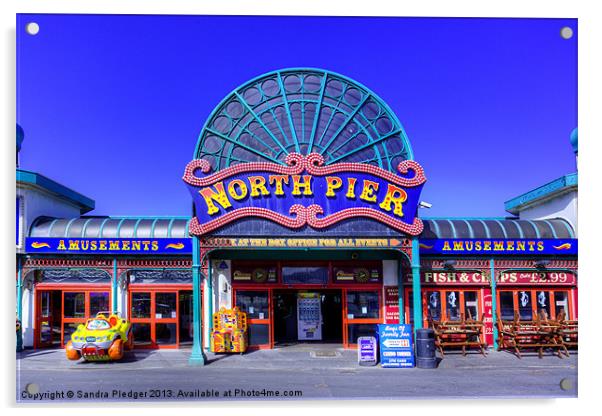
[194,69,413,171]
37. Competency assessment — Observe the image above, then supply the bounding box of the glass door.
[130,290,179,348]
[234,289,271,348]
[343,289,381,347]
[37,290,60,347]
[62,291,110,346]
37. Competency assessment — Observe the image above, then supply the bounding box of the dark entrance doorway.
[273,289,342,345]
[37,290,62,348]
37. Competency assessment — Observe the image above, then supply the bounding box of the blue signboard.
[357,336,378,366]
[419,239,577,256]
[378,324,415,368]
[183,153,426,236]
[25,237,192,255]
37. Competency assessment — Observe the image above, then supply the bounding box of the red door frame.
[231,260,384,350]
[128,284,193,349]
[34,284,111,349]
[233,285,382,350]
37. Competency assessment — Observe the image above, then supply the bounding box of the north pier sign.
[184,153,426,235]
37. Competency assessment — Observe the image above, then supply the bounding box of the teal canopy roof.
[29,216,574,240]
[421,218,574,239]
[30,216,191,239]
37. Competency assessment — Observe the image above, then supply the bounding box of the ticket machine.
[297,292,322,341]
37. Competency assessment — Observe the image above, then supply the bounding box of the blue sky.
[16,14,577,218]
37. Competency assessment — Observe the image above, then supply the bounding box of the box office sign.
[497,271,577,286]
[183,153,426,235]
[25,237,192,254]
[419,239,577,255]
[403,271,489,286]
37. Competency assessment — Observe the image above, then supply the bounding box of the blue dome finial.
[16,124,24,153]
[570,127,578,154]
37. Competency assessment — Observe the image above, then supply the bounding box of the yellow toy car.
[66,312,133,361]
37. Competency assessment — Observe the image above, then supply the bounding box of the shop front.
[230,260,383,349]
[35,284,111,348]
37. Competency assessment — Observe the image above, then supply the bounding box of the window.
[90,292,109,316]
[63,292,85,318]
[426,291,441,321]
[535,291,550,319]
[155,293,177,319]
[445,291,461,321]
[499,291,515,320]
[236,291,269,319]
[346,291,379,319]
[131,293,151,318]
[517,291,532,320]
[464,291,479,320]
[282,267,328,285]
[555,291,569,319]
[345,290,381,347]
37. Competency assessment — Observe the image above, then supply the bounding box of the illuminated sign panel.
[184,153,426,235]
[25,237,191,255]
[418,239,577,255]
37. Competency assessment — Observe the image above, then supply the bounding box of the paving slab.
[16,346,578,402]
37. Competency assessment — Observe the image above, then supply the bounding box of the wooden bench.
[495,311,569,358]
[429,314,487,357]
[552,310,578,349]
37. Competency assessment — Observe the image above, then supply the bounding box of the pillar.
[189,237,206,365]
[490,258,498,349]
[411,238,422,330]
[16,257,23,351]
[112,258,118,313]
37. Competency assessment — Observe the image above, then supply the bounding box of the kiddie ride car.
[65,312,133,361]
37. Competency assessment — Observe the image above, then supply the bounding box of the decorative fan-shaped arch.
[194,68,414,172]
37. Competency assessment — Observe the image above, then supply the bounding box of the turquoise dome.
[570,127,578,154]
[16,124,24,153]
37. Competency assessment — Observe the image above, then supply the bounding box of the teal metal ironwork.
[112,258,118,312]
[17,257,23,351]
[490,258,498,350]
[411,238,422,331]
[207,259,214,342]
[194,68,414,172]
[189,237,206,365]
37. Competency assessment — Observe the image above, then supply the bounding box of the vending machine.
[297,292,322,341]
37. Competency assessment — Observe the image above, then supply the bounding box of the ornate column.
[411,238,422,330]
[189,237,206,365]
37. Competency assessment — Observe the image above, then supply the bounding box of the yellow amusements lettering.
[198,174,413,218]
[441,240,546,252]
[55,239,161,252]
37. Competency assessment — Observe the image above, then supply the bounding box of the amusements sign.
[25,237,192,255]
[184,153,426,235]
[378,324,415,368]
[419,239,577,256]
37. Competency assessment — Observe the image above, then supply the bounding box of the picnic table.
[495,310,571,358]
[429,315,487,357]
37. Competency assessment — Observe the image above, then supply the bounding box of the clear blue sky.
[16,14,577,218]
